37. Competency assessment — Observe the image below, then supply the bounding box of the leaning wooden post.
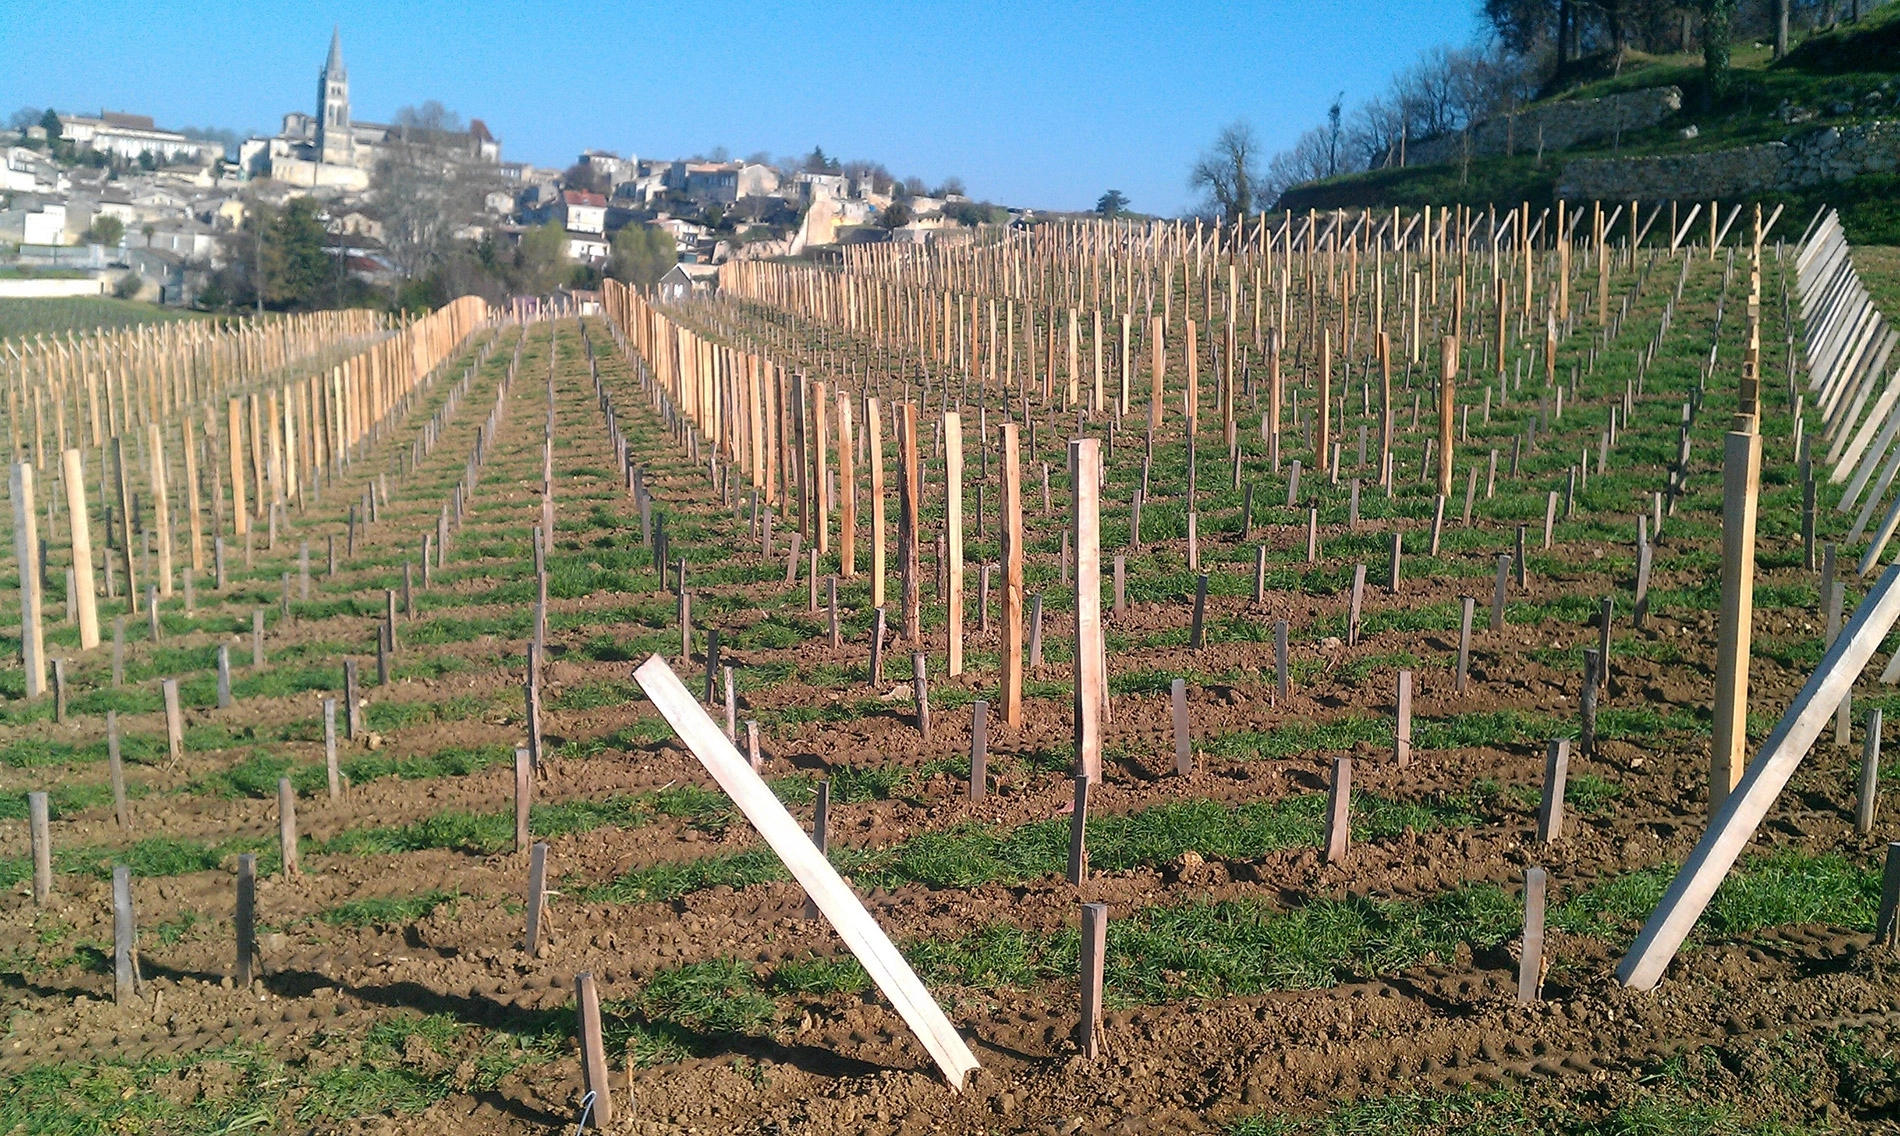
[11,462,46,698]
[1079,902,1108,1059]
[1710,392,1761,811]
[1618,562,1900,990]
[62,449,99,649]
[1000,423,1024,728]
[1066,774,1091,885]
[576,972,613,1127]
[628,655,982,1087]
[1073,438,1104,784]
[945,411,964,676]
[514,746,532,852]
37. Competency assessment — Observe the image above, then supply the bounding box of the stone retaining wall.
[1556,120,1900,199]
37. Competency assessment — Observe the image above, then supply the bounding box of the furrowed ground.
[3,235,1900,1136]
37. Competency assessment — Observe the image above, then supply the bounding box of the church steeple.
[315,25,352,166]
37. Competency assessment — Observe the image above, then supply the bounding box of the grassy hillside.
[0,297,208,340]
[1279,6,1900,243]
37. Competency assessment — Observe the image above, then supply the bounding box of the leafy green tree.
[606,224,676,287]
[1095,190,1130,217]
[512,222,569,295]
[879,201,913,230]
[261,197,331,309]
[1701,0,1737,107]
[84,215,124,246]
[39,109,59,138]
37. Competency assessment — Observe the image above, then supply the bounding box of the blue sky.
[4,1,1482,214]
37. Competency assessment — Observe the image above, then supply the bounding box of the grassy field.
[0,296,207,340]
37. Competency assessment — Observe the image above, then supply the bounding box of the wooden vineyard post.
[1067,774,1090,885]
[28,791,50,904]
[1859,710,1884,835]
[1079,902,1107,1059]
[1619,563,1900,990]
[899,404,921,643]
[1538,739,1571,842]
[113,864,137,1006]
[913,652,931,741]
[11,462,45,698]
[1324,757,1352,863]
[324,698,340,799]
[1395,670,1413,766]
[1437,335,1456,498]
[515,747,532,852]
[869,397,885,608]
[162,679,183,765]
[108,712,129,829]
[1171,678,1192,775]
[235,853,255,986]
[803,778,831,919]
[576,972,613,1126]
[997,423,1025,727]
[278,778,299,878]
[147,423,173,597]
[62,449,99,648]
[970,701,988,799]
[1710,413,1762,811]
[1517,867,1548,1004]
[837,391,856,577]
[946,411,964,676]
[629,656,981,1087]
[1072,439,1103,784]
[525,842,549,953]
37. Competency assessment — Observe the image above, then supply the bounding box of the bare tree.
[374,101,484,285]
[1188,120,1261,219]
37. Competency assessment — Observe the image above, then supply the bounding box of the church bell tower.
[315,26,352,166]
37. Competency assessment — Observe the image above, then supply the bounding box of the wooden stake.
[1395,670,1413,767]
[525,842,548,953]
[1857,709,1883,836]
[1538,738,1572,842]
[1079,902,1107,1059]
[1516,867,1548,1004]
[1324,757,1352,863]
[277,777,299,878]
[1001,423,1024,727]
[235,853,255,986]
[113,863,137,1006]
[1066,773,1090,884]
[1171,678,1191,775]
[946,411,964,675]
[1711,425,1762,810]
[107,711,129,829]
[576,972,613,1126]
[28,791,50,904]
[970,700,988,800]
[1073,439,1104,783]
[161,678,183,765]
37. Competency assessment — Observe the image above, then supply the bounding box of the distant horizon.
[4,2,1481,215]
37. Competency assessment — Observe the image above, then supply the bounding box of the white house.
[58,112,215,165]
[0,200,69,245]
[559,190,607,235]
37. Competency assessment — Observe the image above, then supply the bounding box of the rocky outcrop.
[1406,86,1682,166]
[1556,120,1900,199]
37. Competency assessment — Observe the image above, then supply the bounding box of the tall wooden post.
[1001,422,1024,728]
[62,448,99,649]
[1072,438,1103,783]
[1711,401,1762,809]
[945,411,964,676]
[11,463,45,698]
[868,396,885,608]
[1438,335,1457,498]
[898,403,921,643]
[837,390,855,577]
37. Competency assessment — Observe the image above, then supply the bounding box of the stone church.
[244,28,500,191]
